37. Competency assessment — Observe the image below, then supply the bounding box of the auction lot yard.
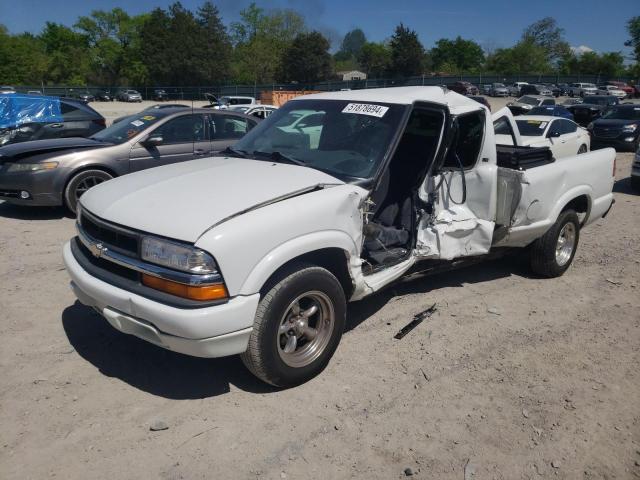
[1,95,639,479]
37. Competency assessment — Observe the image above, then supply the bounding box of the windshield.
[517,96,539,106]
[91,112,164,144]
[601,107,640,120]
[528,106,557,116]
[515,119,549,136]
[493,83,505,88]
[232,99,408,180]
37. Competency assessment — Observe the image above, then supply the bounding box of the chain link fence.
[12,74,633,101]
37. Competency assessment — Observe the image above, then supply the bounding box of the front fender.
[238,230,360,296]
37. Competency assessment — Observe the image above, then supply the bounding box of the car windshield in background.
[586,97,617,107]
[601,107,640,120]
[91,112,163,144]
[528,106,556,115]
[493,83,505,88]
[515,119,549,136]
[517,96,539,106]
[232,99,407,180]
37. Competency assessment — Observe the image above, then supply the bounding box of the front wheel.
[64,169,113,214]
[241,263,346,387]
[578,144,588,154]
[530,210,580,278]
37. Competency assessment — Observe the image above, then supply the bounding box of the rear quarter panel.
[497,148,616,247]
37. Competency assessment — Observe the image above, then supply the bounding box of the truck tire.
[64,169,113,214]
[241,263,346,387]
[530,210,580,278]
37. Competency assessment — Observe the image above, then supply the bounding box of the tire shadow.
[61,302,278,399]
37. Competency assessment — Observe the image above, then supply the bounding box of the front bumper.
[63,241,260,358]
[591,132,639,151]
[0,169,63,206]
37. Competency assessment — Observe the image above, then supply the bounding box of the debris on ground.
[149,420,169,431]
[394,304,437,340]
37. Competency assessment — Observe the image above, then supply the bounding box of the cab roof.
[296,86,483,114]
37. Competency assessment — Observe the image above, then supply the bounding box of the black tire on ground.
[64,169,113,214]
[578,144,588,154]
[240,263,346,387]
[530,210,580,278]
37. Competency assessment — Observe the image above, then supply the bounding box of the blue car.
[526,105,574,120]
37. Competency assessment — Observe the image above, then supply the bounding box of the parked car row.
[0,106,261,212]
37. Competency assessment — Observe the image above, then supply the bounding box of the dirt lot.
[1,96,639,480]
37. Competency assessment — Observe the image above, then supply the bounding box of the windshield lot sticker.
[131,120,144,127]
[142,115,155,121]
[539,122,548,129]
[342,103,389,117]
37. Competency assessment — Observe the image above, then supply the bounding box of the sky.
[1,0,636,58]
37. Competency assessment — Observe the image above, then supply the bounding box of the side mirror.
[143,135,163,146]
[548,130,561,138]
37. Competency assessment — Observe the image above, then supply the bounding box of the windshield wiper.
[252,150,306,167]
[222,146,249,158]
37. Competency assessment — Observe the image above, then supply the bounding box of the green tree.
[335,28,366,62]
[625,16,640,64]
[140,2,214,86]
[486,40,550,75]
[388,23,426,77]
[230,3,306,83]
[522,17,571,66]
[75,8,148,85]
[357,42,391,78]
[197,1,232,84]
[39,22,91,84]
[279,31,332,83]
[430,36,485,73]
[0,27,48,85]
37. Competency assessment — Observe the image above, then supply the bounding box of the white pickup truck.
[63,87,616,387]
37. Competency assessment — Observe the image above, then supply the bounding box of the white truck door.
[416,108,497,260]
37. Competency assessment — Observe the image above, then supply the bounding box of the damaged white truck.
[63,87,616,386]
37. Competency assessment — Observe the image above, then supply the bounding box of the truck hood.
[0,137,108,163]
[80,156,345,242]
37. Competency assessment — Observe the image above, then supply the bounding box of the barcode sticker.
[342,103,389,117]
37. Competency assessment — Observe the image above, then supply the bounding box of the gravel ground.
[1,95,639,480]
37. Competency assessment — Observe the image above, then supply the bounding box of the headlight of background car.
[587,122,594,130]
[622,124,638,133]
[141,236,218,274]
[6,161,59,173]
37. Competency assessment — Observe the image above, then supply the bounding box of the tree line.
[0,2,638,87]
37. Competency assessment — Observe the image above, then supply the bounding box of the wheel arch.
[560,193,591,226]
[236,231,359,300]
[61,164,118,209]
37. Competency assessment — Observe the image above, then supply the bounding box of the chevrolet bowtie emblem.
[89,242,106,258]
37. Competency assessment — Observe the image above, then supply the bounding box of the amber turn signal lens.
[142,274,228,301]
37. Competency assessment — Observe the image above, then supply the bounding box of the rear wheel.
[241,263,346,387]
[530,210,580,278]
[64,169,113,214]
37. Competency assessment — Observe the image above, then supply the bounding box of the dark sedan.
[525,105,574,120]
[565,95,619,127]
[588,105,640,151]
[0,108,260,212]
[448,81,479,96]
[0,94,106,146]
[151,89,170,101]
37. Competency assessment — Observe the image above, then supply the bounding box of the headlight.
[587,122,594,130]
[622,124,638,133]
[141,236,218,274]
[6,161,59,173]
